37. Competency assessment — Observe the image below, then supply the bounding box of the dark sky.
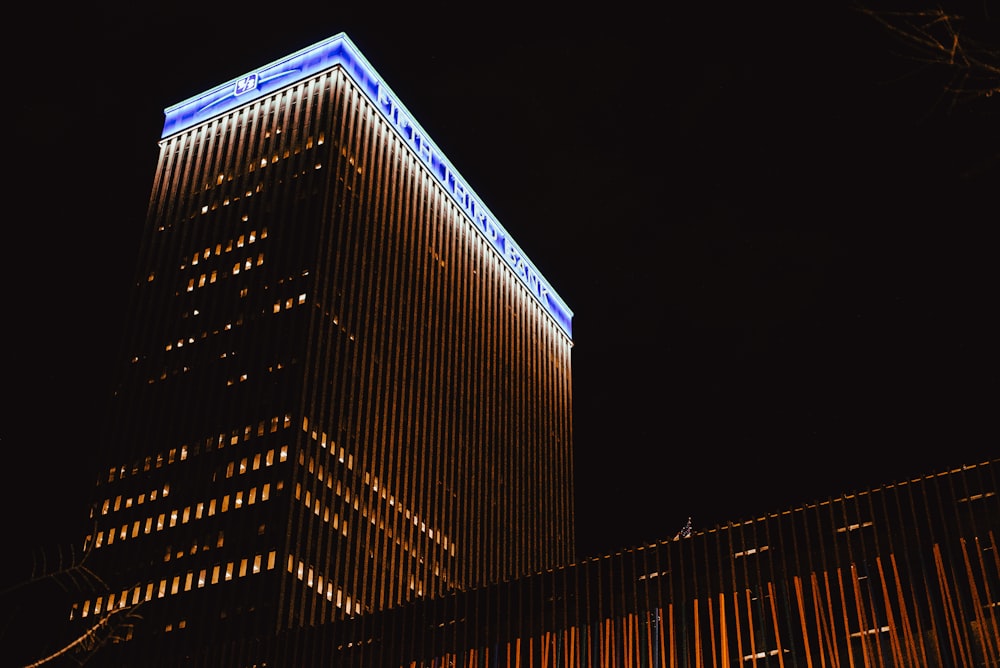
[6,4,997,565]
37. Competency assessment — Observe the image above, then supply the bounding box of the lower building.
[73,457,998,666]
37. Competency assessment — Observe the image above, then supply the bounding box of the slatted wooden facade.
[176,458,998,667]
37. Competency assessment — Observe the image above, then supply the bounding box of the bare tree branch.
[857,5,1000,108]
[20,605,143,668]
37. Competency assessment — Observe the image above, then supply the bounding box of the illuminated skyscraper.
[73,33,574,659]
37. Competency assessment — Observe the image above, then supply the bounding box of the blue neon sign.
[162,33,573,338]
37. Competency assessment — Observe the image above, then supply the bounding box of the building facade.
[69,33,575,661]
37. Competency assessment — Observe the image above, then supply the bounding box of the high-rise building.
[71,33,574,660]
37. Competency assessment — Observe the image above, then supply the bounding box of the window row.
[295,471,452,585]
[100,414,292,487]
[300,417,454,556]
[185,252,265,292]
[99,483,169,516]
[180,226,266,271]
[197,129,326,196]
[89,478,280,550]
[289,554,361,615]
[71,550,278,619]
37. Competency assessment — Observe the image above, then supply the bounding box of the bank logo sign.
[234,73,258,96]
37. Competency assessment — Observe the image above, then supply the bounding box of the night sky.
[6,4,996,567]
